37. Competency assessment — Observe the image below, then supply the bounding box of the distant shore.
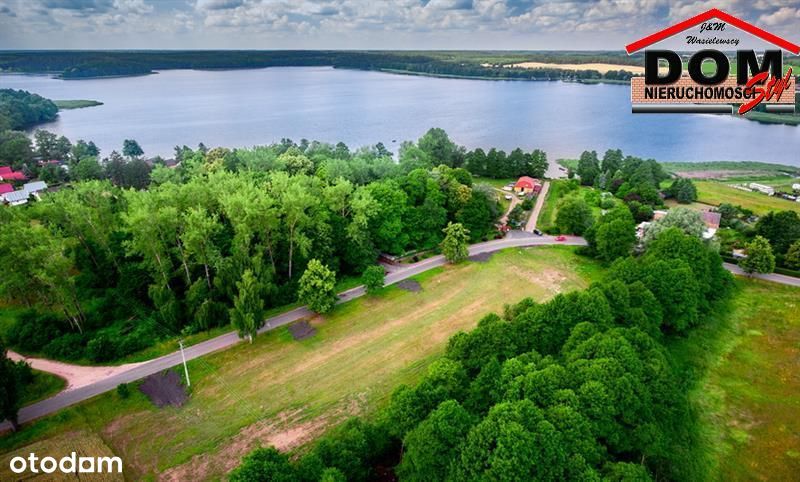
[54,99,103,110]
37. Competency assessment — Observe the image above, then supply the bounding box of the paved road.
[525,181,550,233]
[723,263,800,287]
[4,236,797,430]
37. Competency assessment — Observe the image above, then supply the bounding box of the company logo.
[626,8,798,114]
[9,452,123,475]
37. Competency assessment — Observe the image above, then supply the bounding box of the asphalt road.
[3,236,796,430]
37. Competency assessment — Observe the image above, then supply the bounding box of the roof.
[515,176,540,188]
[701,211,722,228]
[0,166,11,175]
[0,171,27,181]
[23,181,48,193]
[0,183,13,195]
[2,190,30,203]
[626,8,800,55]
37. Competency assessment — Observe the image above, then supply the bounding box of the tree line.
[0,128,542,368]
[230,226,733,481]
[0,89,58,131]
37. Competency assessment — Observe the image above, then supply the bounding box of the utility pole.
[179,340,191,388]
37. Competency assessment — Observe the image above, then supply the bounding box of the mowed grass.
[0,246,601,480]
[694,181,800,215]
[669,279,800,481]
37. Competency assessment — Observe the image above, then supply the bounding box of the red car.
[555,235,567,242]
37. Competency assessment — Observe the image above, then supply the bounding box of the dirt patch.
[396,279,422,292]
[159,398,366,482]
[508,265,567,295]
[139,370,188,408]
[288,320,317,340]
[468,252,494,263]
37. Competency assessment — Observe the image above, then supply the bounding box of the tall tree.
[0,344,21,431]
[576,150,600,186]
[441,222,470,263]
[230,269,264,342]
[122,139,144,159]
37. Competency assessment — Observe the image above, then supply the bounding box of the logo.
[626,8,798,114]
[9,452,123,475]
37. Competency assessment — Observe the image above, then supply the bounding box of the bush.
[116,383,130,399]
[6,311,65,352]
[86,334,117,362]
[521,198,534,210]
[362,266,386,295]
[43,333,86,361]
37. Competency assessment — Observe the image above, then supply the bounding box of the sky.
[0,0,798,50]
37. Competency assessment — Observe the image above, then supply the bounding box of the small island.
[54,99,103,110]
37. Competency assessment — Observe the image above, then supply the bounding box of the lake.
[1,67,799,166]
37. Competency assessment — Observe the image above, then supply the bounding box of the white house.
[749,183,775,196]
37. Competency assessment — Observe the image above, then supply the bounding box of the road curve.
[4,236,797,430]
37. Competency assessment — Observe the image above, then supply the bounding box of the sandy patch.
[508,265,567,295]
[489,62,644,75]
[7,351,143,392]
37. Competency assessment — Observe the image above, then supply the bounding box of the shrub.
[43,333,86,361]
[116,383,130,399]
[7,311,65,352]
[86,334,117,362]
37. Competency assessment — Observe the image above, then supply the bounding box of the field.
[504,61,643,74]
[694,181,800,215]
[669,279,800,481]
[0,246,602,480]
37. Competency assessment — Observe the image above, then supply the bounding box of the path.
[7,351,143,391]
[4,236,799,429]
[496,187,519,225]
[723,263,800,287]
[525,181,550,232]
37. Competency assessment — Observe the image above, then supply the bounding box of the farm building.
[514,176,542,194]
[0,183,13,195]
[749,183,775,196]
[0,166,27,181]
[0,180,49,206]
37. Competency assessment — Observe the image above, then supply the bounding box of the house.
[513,176,542,195]
[652,210,668,221]
[749,183,775,196]
[0,183,13,195]
[0,166,27,182]
[701,211,721,240]
[792,183,800,191]
[0,180,49,206]
[1,189,31,206]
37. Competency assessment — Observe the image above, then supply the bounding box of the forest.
[0,50,642,81]
[0,124,547,365]
[0,89,58,131]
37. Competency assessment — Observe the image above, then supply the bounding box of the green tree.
[739,235,776,275]
[299,259,338,313]
[595,218,636,262]
[441,222,469,263]
[122,139,144,158]
[0,343,21,431]
[229,447,298,482]
[0,130,34,168]
[398,400,474,481]
[418,127,463,168]
[556,197,594,235]
[668,178,698,204]
[755,210,800,255]
[230,269,264,342]
[576,150,600,186]
[362,265,385,295]
[601,149,623,177]
[785,240,800,270]
[642,207,705,245]
[72,156,104,181]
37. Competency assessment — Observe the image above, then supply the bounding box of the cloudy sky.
[0,0,798,50]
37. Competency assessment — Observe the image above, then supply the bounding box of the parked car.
[504,194,513,200]
[533,229,543,236]
[555,235,567,241]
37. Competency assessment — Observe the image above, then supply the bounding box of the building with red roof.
[0,166,27,181]
[0,183,13,195]
[514,176,542,195]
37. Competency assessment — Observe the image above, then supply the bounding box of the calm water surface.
[1,67,799,166]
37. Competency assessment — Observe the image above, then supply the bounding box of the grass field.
[20,371,67,407]
[694,181,800,215]
[0,246,601,480]
[669,279,800,481]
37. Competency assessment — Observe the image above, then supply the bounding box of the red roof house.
[514,176,542,194]
[0,166,27,181]
[0,183,13,195]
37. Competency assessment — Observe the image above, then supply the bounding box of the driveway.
[525,181,550,233]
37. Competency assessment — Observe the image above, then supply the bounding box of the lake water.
[1,67,799,166]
